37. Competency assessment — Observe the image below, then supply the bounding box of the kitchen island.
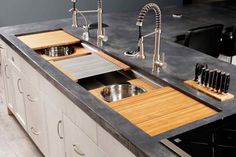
[0,2,236,157]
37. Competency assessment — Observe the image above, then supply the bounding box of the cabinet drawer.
[63,115,107,157]
[24,82,48,156]
[5,45,22,70]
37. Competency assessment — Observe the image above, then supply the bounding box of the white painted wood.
[44,93,65,157]
[63,114,108,157]
[40,76,98,143]
[10,62,27,131]
[0,40,7,106]
[24,80,48,156]
[97,125,136,157]
[3,59,15,113]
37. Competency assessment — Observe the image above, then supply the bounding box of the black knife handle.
[224,73,230,93]
[201,68,206,85]
[208,70,214,88]
[205,69,209,87]
[212,69,218,90]
[216,70,221,92]
[220,72,226,93]
[195,63,200,81]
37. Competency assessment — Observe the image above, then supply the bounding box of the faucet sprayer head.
[136,3,161,30]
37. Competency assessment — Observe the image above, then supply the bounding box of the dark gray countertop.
[1,2,236,157]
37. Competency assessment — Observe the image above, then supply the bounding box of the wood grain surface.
[17,30,80,50]
[185,80,234,101]
[109,87,218,136]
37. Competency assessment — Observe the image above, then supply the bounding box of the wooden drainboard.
[98,86,218,136]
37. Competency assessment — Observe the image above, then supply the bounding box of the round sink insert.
[44,46,75,57]
[100,84,146,102]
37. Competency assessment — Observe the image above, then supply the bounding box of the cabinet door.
[11,64,27,130]
[24,82,48,156]
[45,101,65,157]
[0,45,6,105]
[63,115,107,157]
[3,60,15,112]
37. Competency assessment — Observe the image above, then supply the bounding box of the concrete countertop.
[0,2,236,157]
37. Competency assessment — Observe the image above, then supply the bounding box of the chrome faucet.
[136,3,165,73]
[69,0,107,47]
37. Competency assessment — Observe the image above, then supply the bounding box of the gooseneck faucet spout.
[136,3,164,73]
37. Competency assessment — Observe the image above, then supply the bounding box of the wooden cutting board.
[17,30,80,50]
[109,87,218,136]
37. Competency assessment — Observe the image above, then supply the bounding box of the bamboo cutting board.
[17,30,80,50]
[109,87,218,136]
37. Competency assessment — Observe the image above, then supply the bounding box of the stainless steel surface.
[136,3,164,73]
[57,120,63,139]
[44,46,75,57]
[100,84,146,102]
[73,145,85,156]
[160,139,192,157]
[68,0,107,46]
[55,53,121,79]
[69,0,79,28]
[31,127,40,135]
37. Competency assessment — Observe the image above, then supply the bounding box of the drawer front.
[6,45,22,70]
[97,125,136,157]
[63,115,107,157]
[24,82,48,156]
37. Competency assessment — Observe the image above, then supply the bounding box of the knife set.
[194,63,230,94]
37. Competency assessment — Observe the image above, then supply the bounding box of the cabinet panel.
[10,63,27,130]
[40,76,97,143]
[45,96,65,157]
[3,59,15,112]
[97,125,136,157]
[0,43,6,105]
[64,115,107,157]
[24,81,48,156]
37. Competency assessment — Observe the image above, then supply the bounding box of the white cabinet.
[97,125,136,157]
[24,76,48,156]
[45,98,65,157]
[64,115,108,157]
[10,63,27,130]
[3,59,15,113]
[0,42,6,105]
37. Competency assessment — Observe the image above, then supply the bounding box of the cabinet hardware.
[57,120,64,139]
[4,64,10,79]
[73,144,85,156]
[31,127,40,135]
[0,45,3,49]
[17,78,23,94]
[27,94,37,102]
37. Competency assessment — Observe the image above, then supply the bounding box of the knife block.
[184,80,234,102]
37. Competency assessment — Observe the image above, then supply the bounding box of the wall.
[0,0,182,27]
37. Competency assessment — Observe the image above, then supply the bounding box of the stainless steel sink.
[100,84,146,102]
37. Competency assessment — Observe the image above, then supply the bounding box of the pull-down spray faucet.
[136,3,165,73]
[69,0,107,47]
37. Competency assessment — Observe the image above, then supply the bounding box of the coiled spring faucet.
[136,3,165,73]
[69,0,107,47]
